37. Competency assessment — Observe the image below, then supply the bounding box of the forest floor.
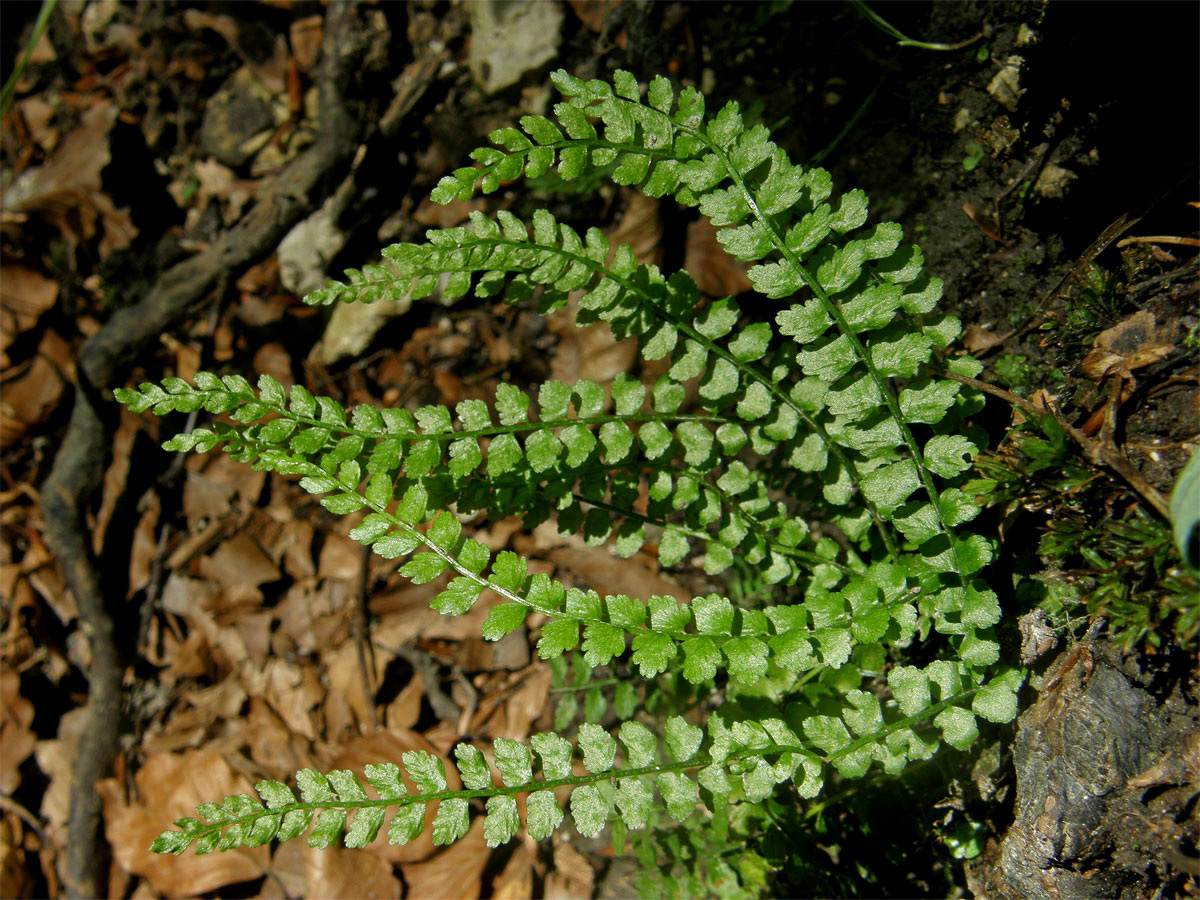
[1,2,1197,899]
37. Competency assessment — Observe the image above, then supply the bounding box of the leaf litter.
[0,6,696,895]
[4,2,1193,898]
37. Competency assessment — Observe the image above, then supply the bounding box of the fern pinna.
[116,70,1022,865]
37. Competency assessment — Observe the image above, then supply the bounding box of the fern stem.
[455,230,899,554]
[681,125,952,553]
[161,686,981,854]
[202,385,730,443]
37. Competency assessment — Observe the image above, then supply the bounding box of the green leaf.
[578,723,617,773]
[723,636,769,685]
[631,631,676,677]
[483,795,520,847]
[899,379,959,424]
[401,552,447,585]
[888,666,930,717]
[1170,449,1200,568]
[658,771,699,821]
[681,636,722,683]
[308,808,347,849]
[972,676,1020,723]
[831,188,868,232]
[345,806,385,849]
[582,621,625,666]
[935,706,978,751]
[664,716,703,762]
[454,744,492,791]
[923,434,978,477]
[537,619,580,658]
[532,732,573,781]
[493,737,533,787]
[387,804,425,846]
[481,602,528,640]
[526,790,563,841]
[615,778,655,830]
[618,721,658,768]
[861,459,921,509]
[432,798,470,845]
[741,758,777,801]
[691,594,734,635]
[571,783,610,838]
[402,750,447,794]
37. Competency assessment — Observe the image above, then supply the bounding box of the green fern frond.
[150,666,1022,855]
[114,67,1024,866]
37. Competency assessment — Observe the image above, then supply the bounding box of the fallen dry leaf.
[93,407,142,555]
[545,839,594,899]
[98,750,269,897]
[685,217,753,298]
[961,323,1005,354]
[1,100,136,255]
[197,531,281,609]
[0,813,35,898]
[35,705,91,848]
[0,261,58,364]
[289,15,325,72]
[0,330,71,449]
[401,817,489,899]
[413,196,488,228]
[1078,310,1175,382]
[492,840,535,900]
[295,841,401,900]
[0,669,35,794]
[568,0,624,31]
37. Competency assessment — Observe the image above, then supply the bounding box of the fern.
[116,69,1022,864]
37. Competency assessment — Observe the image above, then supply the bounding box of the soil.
[1,2,1196,899]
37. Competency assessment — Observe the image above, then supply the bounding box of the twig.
[379,642,462,724]
[849,0,982,51]
[1115,235,1200,248]
[1010,211,1142,339]
[938,368,1048,420]
[0,793,50,849]
[942,369,1171,520]
[1128,258,1199,295]
[353,546,379,729]
[40,7,365,895]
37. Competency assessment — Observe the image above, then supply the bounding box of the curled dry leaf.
[1,101,136,254]
[0,330,71,449]
[1079,310,1175,382]
[0,670,35,794]
[401,817,489,900]
[961,323,1005,354]
[289,15,325,73]
[685,217,753,298]
[97,751,269,897]
[0,262,58,364]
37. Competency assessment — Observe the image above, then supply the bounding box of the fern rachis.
[115,69,1022,873]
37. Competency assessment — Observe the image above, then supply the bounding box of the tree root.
[39,6,364,895]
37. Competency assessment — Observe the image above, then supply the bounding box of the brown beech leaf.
[401,817,489,900]
[0,261,57,363]
[98,751,269,897]
[0,670,34,795]
[1,101,136,254]
[0,331,71,449]
[685,217,753,297]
